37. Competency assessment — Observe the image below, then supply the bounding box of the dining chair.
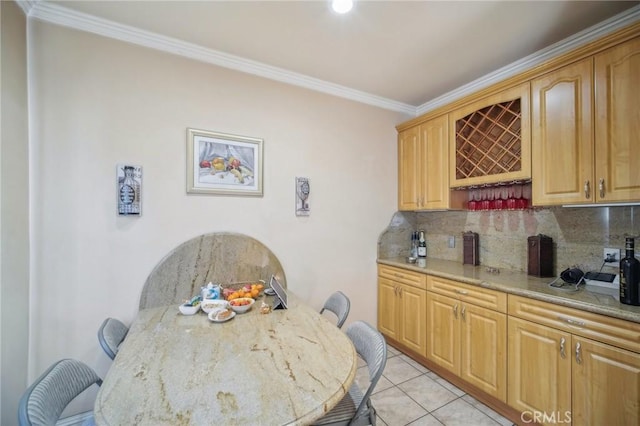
[319,291,351,328]
[18,358,102,426]
[97,317,128,360]
[313,320,387,426]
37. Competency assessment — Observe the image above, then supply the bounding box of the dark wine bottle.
[619,237,640,306]
[418,230,427,258]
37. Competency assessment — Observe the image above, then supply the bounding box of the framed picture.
[186,128,263,196]
[117,164,142,215]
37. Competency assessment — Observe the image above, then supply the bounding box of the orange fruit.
[251,289,259,298]
[257,284,264,291]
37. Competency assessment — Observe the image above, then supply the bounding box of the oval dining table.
[94,292,357,426]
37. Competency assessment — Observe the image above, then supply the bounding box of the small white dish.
[179,303,200,315]
[208,309,235,323]
[201,299,229,314]
[264,288,276,296]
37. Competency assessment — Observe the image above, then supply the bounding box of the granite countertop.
[378,257,640,324]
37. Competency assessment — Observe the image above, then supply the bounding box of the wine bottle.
[620,237,640,306]
[418,231,427,258]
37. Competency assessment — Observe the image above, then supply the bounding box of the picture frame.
[186,128,263,196]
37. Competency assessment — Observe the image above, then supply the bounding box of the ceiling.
[28,1,640,114]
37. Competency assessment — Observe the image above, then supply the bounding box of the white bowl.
[228,297,255,314]
[200,299,229,314]
[179,303,200,315]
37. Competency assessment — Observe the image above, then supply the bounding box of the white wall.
[1,2,30,424]
[28,21,408,414]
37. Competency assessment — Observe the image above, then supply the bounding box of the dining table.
[93,292,357,426]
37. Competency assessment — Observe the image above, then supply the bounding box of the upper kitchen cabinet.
[398,115,464,210]
[531,58,594,205]
[532,37,640,205]
[594,36,640,203]
[449,83,531,188]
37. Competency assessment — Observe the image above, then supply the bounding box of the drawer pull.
[453,304,458,318]
[559,317,586,328]
[575,342,582,364]
[560,337,566,359]
[394,273,403,278]
[455,289,468,295]
[461,306,466,320]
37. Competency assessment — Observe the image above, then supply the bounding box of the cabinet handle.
[394,273,403,278]
[560,337,566,359]
[455,289,468,295]
[575,342,582,364]
[584,180,590,199]
[453,304,458,318]
[558,316,586,328]
[398,287,402,298]
[461,306,466,320]
[599,178,605,199]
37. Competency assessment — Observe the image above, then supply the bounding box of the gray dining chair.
[97,317,128,360]
[18,358,102,426]
[313,320,387,426]
[320,291,351,329]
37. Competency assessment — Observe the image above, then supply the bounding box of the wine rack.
[449,82,531,188]
[455,99,522,180]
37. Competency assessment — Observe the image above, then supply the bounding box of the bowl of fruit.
[223,282,264,301]
[228,297,255,314]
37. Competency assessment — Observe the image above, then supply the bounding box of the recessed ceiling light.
[332,0,353,14]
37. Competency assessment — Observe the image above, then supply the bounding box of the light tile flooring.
[354,345,515,426]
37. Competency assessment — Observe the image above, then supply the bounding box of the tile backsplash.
[378,206,640,277]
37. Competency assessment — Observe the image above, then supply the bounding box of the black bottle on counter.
[620,237,640,306]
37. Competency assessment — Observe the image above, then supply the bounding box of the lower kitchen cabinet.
[377,265,427,357]
[426,277,507,401]
[508,295,640,425]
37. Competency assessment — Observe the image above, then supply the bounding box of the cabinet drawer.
[427,275,506,313]
[508,295,640,353]
[378,265,426,289]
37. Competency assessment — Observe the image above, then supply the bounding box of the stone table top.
[94,293,356,426]
[378,257,640,324]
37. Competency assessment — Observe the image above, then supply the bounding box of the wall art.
[187,128,263,196]
[117,164,142,215]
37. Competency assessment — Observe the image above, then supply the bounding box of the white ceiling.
[25,1,640,114]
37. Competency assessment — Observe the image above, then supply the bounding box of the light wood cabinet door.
[398,284,427,357]
[594,36,640,202]
[398,127,420,210]
[460,303,507,401]
[572,337,640,425]
[531,58,594,205]
[377,277,399,340]
[426,292,459,375]
[398,116,452,211]
[508,317,571,425]
[420,115,450,210]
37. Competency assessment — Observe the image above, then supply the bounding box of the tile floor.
[354,345,515,426]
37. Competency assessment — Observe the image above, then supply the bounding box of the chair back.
[18,359,102,426]
[98,317,129,360]
[320,291,351,328]
[345,320,387,422]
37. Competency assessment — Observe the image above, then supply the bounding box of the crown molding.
[14,0,38,16]
[416,4,640,116]
[26,1,417,115]
[24,1,640,118]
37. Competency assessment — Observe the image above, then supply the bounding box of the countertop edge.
[377,258,640,325]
